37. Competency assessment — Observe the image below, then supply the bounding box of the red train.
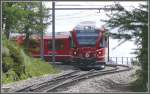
[15,21,108,69]
[15,34,72,63]
[70,21,108,69]
[28,35,72,63]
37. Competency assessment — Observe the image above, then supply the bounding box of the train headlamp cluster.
[73,51,77,55]
[85,53,90,58]
[98,51,102,55]
[96,50,103,58]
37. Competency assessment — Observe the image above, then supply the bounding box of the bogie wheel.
[94,65,105,70]
[79,67,91,71]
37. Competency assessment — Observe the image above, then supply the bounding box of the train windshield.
[76,30,99,46]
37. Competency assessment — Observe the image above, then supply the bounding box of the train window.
[69,34,76,48]
[48,39,65,50]
[56,40,65,50]
[48,40,52,50]
[100,38,105,48]
[78,36,97,46]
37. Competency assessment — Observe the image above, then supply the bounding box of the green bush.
[2,37,58,84]
[3,39,26,77]
[2,70,19,83]
[130,69,148,92]
[2,46,10,57]
[2,56,14,73]
[25,58,58,77]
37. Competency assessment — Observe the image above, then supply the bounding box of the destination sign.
[74,21,96,31]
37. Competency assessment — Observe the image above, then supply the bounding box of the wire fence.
[107,57,139,66]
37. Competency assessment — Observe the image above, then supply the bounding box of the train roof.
[73,21,107,32]
[43,35,70,39]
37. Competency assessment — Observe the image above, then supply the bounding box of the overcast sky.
[43,1,146,32]
[43,1,146,58]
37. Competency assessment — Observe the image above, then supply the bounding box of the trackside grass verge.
[2,36,59,84]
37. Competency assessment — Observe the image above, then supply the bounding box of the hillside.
[2,36,58,84]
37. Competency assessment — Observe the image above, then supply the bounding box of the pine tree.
[102,3,148,91]
[2,2,51,46]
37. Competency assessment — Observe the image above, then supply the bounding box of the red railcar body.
[16,35,72,63]
[15,21,108,69]
[70,21,108,69]
[42,35,72,62]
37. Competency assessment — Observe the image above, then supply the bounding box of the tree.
[102,3,148,91]
[2,2,51,47]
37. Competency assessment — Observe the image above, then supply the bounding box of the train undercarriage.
[71,57,106,70]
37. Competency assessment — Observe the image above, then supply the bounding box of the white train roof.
[79,21,96,26]
[74,21,96,30]
[74,21,107,32]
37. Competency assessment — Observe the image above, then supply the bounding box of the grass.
[2,37,59,84]
[25,57,59,78]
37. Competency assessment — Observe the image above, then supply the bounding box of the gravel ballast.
[1,65,139,93]
[57,66,139,93]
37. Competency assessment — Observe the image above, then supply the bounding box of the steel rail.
[15,65,131,93]
[44,65,131,92]
[15,65,118,92]
[15,70,80,92]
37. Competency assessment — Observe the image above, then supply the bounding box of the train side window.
[70,38,75,48]
[105,36,108,47]
[48,40,52,50]
[100,38,105,48]
[55,40,65,50]
[48,40,65,50]
[69,34,76,48]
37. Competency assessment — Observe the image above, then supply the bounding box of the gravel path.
[56,66,140,93]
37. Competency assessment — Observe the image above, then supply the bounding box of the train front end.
[70,21,108,69]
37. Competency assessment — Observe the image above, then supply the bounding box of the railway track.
[15,64,132,92]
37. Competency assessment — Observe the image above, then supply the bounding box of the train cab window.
[105,36,108,47]
[100,37,105,48]
[100,36,108,48]
[48,39,65,50]
[69,36,75,48]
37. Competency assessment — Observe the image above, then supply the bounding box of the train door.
[99,33,108,63]
[69,32,77,58]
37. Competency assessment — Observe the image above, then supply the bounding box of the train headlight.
[98,51,102,55]
[97,51,102,55]
[85,53,90,58]
[96,51,102,58]
[73,51,77,55]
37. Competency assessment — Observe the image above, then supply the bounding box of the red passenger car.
[70,21,108,69]
[42,35,72,63]
[16,34,72,63]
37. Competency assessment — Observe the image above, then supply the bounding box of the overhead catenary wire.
[55,10,92,17]
[55,12,112,21]
[47,5,135,20]
[56,15,100,20]
[56,13,99,19]
[55,4,135,8]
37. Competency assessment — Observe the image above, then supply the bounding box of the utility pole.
[40,2,44,59]
[52,1,55,63]
[108,31,110,62]
[2,18,6,34]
